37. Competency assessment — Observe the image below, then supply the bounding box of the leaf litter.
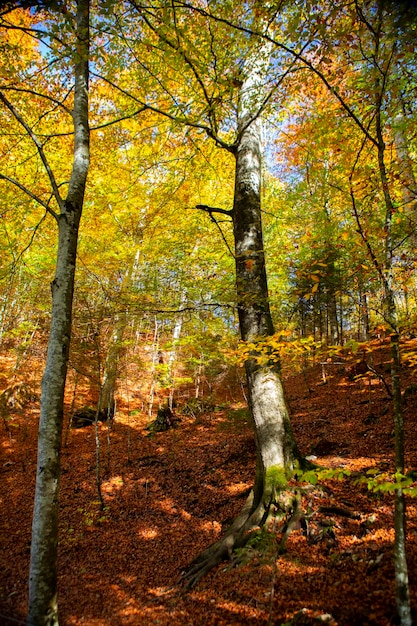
[1,339,417,625]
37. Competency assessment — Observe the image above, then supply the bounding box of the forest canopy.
[0,1,416,625]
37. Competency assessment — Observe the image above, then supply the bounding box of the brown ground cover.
[1,339,417,625]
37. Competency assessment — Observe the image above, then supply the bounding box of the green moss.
[265,465,288,493]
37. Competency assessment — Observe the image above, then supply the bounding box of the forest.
[0,0,416,624]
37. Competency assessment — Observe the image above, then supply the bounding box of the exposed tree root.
[179,485,301,588]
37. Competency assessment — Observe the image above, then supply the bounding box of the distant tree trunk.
[99,313,125,417]
[148,316,160,419]
[167,291,187,409]
[99,251,140,417]
[322,192,339,346]
[338,293,344,345]
[194,353,204,399]
[182,35,297,587]
[359,290,370,341]
[27,2,90,625]
[327,287,339,345]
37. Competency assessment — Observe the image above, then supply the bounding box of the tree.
[184,28,302,583]
[27,1,90,620]
[77,0,304,581]
[0,1,90,623]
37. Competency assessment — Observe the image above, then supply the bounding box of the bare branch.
[0,85,73,115]
[12,209,51,268]
[138,6,220,136]
[195,203,233,216]
[0,91,64,211]
[0,173,58,221]
[175,1,379,147]
[196,204,235,258]
[91,73,235,152]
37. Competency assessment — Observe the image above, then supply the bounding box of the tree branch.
[0,85,73,115]
[176,1,379,147]
[0,173,58,220]
[91,69,235,152]
[0,90,64,211]
[196,205,235,258]
[195,203,233,216]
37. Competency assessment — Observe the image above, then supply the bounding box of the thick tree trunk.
[181,36,297,588]
[233,101,296,484]
[27,3,90,624]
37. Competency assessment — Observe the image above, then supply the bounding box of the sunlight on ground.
[226,481,251,494]
[148,586,177,598]
[157,497,177,514]
[137,527,159,540]
[101,475,124,495]
[324,456,380,470]
[360,527,395,545]
[200,519,222,534]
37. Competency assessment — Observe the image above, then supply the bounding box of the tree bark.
[27,2,90,624]
[232,64,296,481]
[393,105,417,216]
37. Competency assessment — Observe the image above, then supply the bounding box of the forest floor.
[1,339,417,625]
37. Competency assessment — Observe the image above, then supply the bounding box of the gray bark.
[148,316,160,419]
[167,291,187,409]
[27,2,90,624]
[99,315,125,417]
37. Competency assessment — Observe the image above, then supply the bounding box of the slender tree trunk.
[99,313,126,417]
[376,101,412,625]
[393,106,417,215]
[148,316,160,419]
[27,3,90,624]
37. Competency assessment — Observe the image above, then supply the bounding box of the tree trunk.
[27,2,90,624]
[376,99,412,625]
[232,87,296,482]
[147,316,160,419]
[99,314,125,417]
[167,291,187,409]
[181,35,297,588]
[99,250,140,417]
